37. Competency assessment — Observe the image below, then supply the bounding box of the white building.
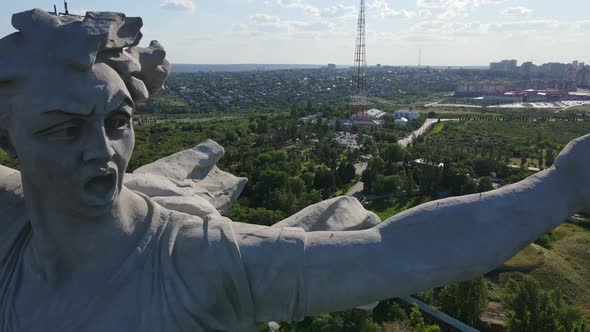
[366,108,387,119]
[393,109,421,121]
[349,119,384,130]
[394,117,409,126]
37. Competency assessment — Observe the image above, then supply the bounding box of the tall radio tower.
[418,48,422,67]
[349,0,368,120]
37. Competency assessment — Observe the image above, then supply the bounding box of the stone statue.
[0,8,589,332]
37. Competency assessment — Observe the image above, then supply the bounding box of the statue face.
[8,63,135,216]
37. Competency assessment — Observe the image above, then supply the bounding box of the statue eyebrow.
[41,109,92,117]
[33,109,92,136]
[33,118,83,137]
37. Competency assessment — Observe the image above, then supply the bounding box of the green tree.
[363,136,379,156]
[359,319,382,332]
[437,277,488,326]
[461,179,477,195]
[338,161,357,186]
[381,143,405,163]
[362,157,385,193]
[288,177,306,198]
[314,166,336,199]
[225,203,285,226]
[255,170,289,198]
[503,275,589,332]
[473,158,496,177]
[443,164,470,196]
[477,177,494,193]
[408,305,441,332]
[372,174,403,196]
[309,314,345,332]
[373,300,408,323]
[404,168,416,196]
[545,147,555,168]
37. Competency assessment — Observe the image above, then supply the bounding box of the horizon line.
[171,63,491,67]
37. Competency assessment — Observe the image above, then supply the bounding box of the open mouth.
[84,173,117,201]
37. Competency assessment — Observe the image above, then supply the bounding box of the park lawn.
[529,221,590,318]
[489,220,590,320]
[501,245,546,272]
[429,123,445,135]
[366,196,432,221]
[509,157,543,168]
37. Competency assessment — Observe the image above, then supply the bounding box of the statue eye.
[105,112,131,131]
[37,121,83,141]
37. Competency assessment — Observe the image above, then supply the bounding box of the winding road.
[346,118,456,197]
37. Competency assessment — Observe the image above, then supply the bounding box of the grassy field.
[529,221,590,317]
[426,105,590,120]
[365,196,432,221]
[429,122,445,135]
[500,245,546,272]
[484,219,590,321]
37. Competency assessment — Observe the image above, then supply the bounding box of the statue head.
[0,9,170,216]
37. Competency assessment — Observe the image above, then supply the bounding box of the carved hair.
[0,9,170,157]
[0,8,171,108]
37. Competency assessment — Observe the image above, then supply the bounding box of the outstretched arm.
[300,134,588,316]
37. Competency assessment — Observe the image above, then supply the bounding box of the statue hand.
[553,134,590,214]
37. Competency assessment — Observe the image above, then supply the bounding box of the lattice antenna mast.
[52,1,82,17]
[349,0,368,120]
[419,48,422,67]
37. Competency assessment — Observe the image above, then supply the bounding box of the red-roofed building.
[484,90,570,103]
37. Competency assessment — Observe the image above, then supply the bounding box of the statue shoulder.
[0,165,24,217]
[161,209,245,269]
[0,165,27,243]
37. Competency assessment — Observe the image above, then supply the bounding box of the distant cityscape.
[490,59,590,88]
[450,59,590,105]
[151,66,467,114]
[170,63,492,73]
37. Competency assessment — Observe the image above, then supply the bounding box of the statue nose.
[82,126,116,163]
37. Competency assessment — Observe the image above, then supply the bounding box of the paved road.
[398,118,457,148]
[424,101,483,108]
[353,162,367,176]
[398,119,438,148]
[346,162,367,197]
[347,119,456,198]
[346,181,365,198]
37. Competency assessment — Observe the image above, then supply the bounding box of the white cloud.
[418,9,433,18]
[160,0,196,12]
[416,0,506,19]
[234,14,336,38]
[417,0,506,8]
[411,20,488,36]
[367,0,417,19]
[272,0,356,19]
[416,0,449,8]
[490,19,562,32]
[320,5,356,19]
[576,20,590,31]
[275,0,320,16]
[501,6,533,19]
[251,14,281,24]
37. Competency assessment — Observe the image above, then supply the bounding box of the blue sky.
[1,0,588,66]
